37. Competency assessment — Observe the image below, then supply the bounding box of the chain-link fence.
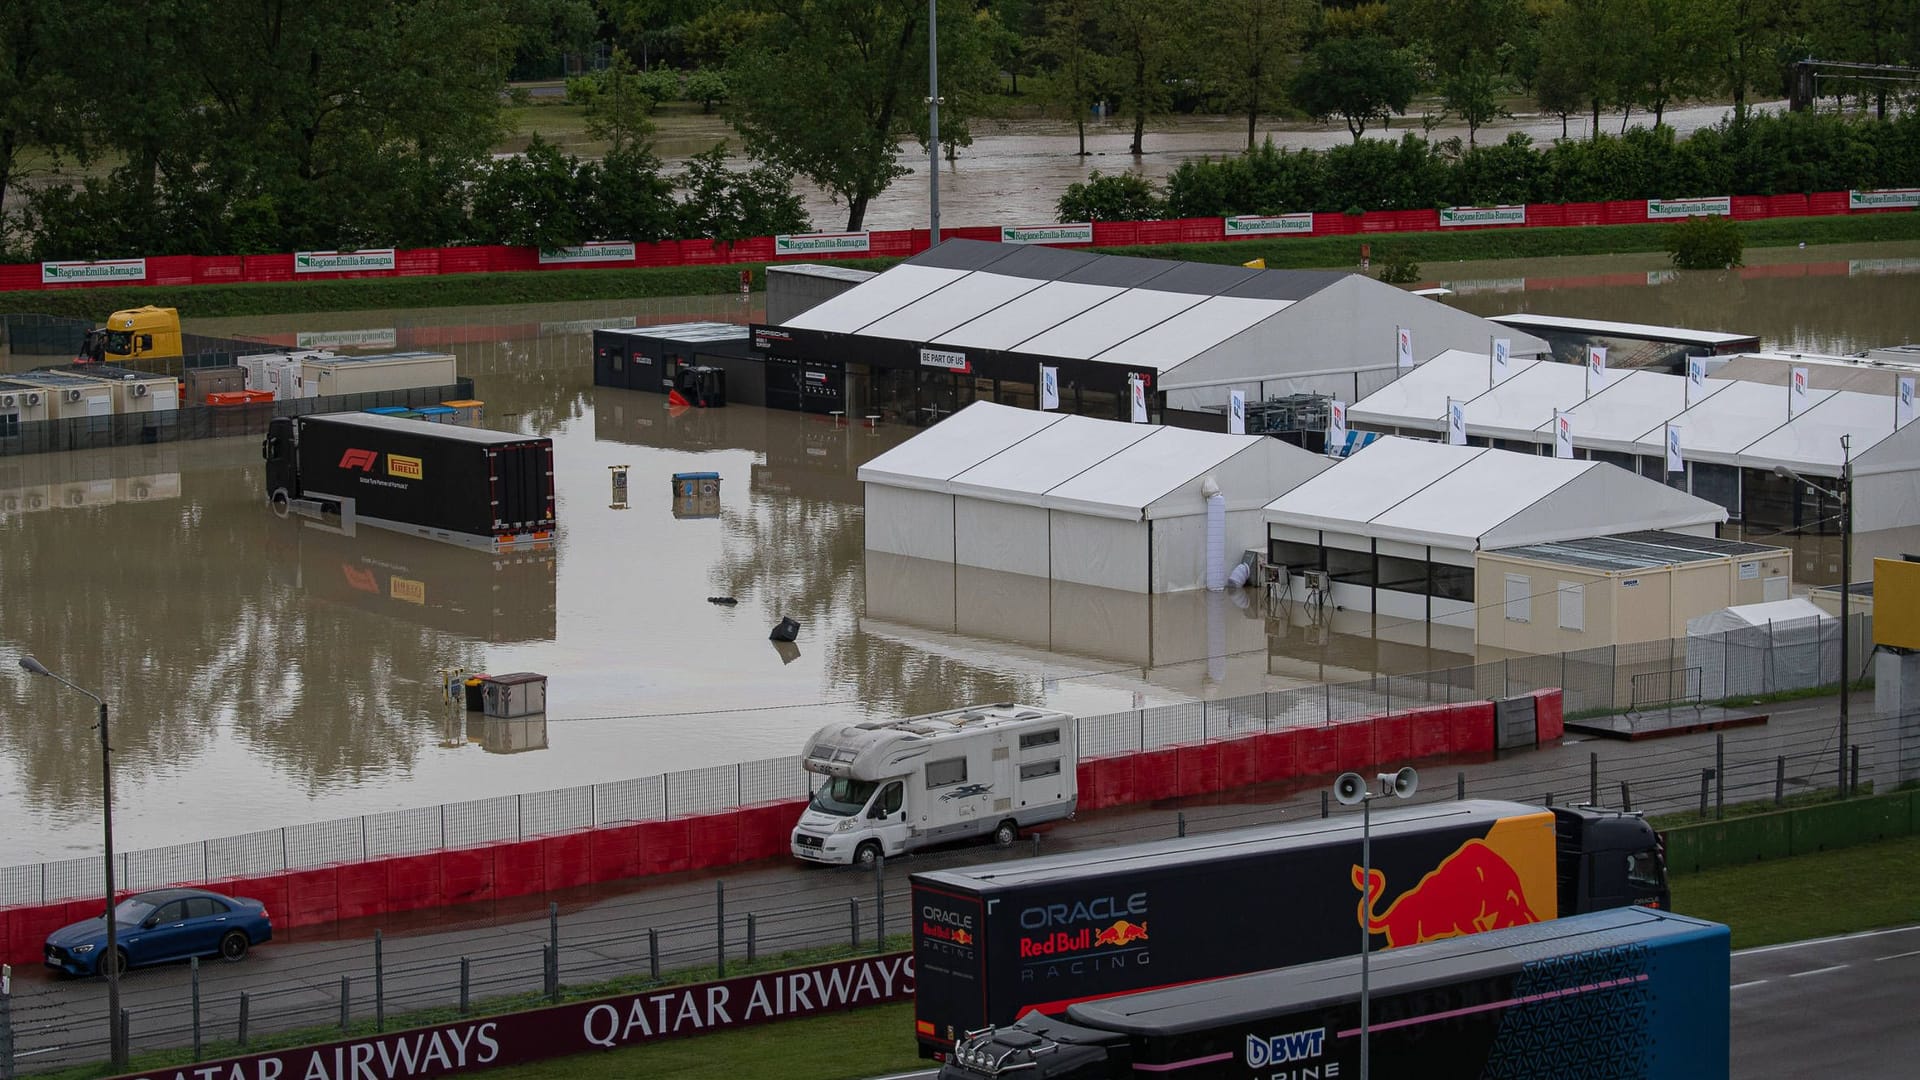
[0,616,1876,910]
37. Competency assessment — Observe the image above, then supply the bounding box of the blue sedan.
[44,888,273,976]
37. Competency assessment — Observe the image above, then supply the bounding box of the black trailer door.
[913,885,990,1052]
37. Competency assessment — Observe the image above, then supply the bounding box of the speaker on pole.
[1384,767,1419,798]
[1334,772,1367,805]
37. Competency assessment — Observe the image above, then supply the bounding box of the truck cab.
[81,306,184,367]
[1553,804,1671,913]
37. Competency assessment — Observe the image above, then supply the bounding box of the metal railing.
[0,615,1874,910]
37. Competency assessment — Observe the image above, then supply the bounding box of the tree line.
[3,0,1916,261]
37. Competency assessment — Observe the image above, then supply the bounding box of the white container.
[301,352,458,399]
[481,672,548,718]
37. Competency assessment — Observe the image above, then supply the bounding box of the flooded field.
[1,239,1915,864]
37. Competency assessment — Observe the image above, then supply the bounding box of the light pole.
[925,0,942,245]
[18,656,123,1068]
[1335,767,1418,1080]
[1774,431,1852,795]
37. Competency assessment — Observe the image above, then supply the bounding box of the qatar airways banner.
[108,953,914,1080]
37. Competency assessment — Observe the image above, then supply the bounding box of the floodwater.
[1,237,1915,863]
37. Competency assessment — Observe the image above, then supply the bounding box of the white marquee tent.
[859,402,1332,592]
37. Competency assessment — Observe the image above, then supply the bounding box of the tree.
[1057,170,1166,221]
[1691,0,1796,124]
[0,0,79,234]
[1206,0,1304,150]
[1442,55,1509,148]
[1100,0,1192,156]
[1536,0,1634,139]
[1042,0,1105,156]
[588,145,681,242]
[468,136,593,250]
[726,0,992,231]
[1289,35,1418,143]
[582,48,659,153]
[674,143,811,242]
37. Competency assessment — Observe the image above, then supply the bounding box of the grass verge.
[1671,831,1920,949]
[6,213,1916,321]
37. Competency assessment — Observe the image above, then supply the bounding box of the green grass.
[4,208,1915,321]
[1671,831,1920,948]
[1648,782,1876,829]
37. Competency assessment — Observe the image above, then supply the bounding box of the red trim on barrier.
[384,853,445,912]
[1533,689,1565,744]
[688,811,741,871]
[1451,702,1497,755]
[1218,737,1260,791]
[1133,748,1182,803]
[1372,713,1412,763]
[543,830,595,889]
[1255,729,1299,783]
[221,873,290,927]
[640,818,692,875]
[335,859,387,921]
[493,839,547,899]
[1296,725,1338,777]
[1092,755,1136,809]
[1336,719,1374,773]
[8,905,69,964]
[1074,762,1100,810]
[588,822,646,882]
[1176,742,1225,797]
[1408,706,1453,759]
[282,867,340,929]
[441,847,496,905]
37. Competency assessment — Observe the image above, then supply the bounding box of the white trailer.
[791,702,1078,867]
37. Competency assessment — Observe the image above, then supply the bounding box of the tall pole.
[1359,794,1372,1080]
[926,0,941,245]
[19,660,122,1068]
[1838,433,1851,795]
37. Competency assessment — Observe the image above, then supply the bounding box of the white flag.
[1130,377,1147,423]
[1665,423,1684,474]
[1686,356,1707,408]
[1040,365,1060,410]
[1446,398,1466,445]
[1586,346,1608,394]
[1397,326,1414,370]
[1228,390,1246,434]
[1789,365,1810,417]
[1898,375,1916,429]
[1491,337,1511,384]
[1328,399,1347,449]
[1553,409,1573,459]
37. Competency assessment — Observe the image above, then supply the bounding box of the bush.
[1666,215,1746,269]
[1374,249,1421,283]
[1057,171,1166,222]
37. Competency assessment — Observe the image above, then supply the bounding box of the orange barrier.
[0,692,1559,964]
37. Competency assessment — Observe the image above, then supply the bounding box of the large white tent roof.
[1461,358,1592,442]
[1627,378,1824,463]
[1264,435,1727,551]
[1544,369,1729,453]
[784,264,968,332]
[1735,390,1896,474]
[861,402,1329,520]
[1345,350,1507,430]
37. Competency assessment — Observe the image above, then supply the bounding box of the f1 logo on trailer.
[339,448,380,471]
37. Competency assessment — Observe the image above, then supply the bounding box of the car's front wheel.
[100,948,128,978]
[219,930,250,963]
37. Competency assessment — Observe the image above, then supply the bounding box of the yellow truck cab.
[81,306,183,365]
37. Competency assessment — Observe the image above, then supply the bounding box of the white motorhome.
[791,702,1078,867]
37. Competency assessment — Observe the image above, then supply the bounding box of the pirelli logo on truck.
[338,448,424,480]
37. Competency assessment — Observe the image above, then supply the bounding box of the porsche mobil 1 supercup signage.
[107,953,913,1080]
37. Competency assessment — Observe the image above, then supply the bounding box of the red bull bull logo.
[1093,920,1148,947]
[1352,838,1542,949]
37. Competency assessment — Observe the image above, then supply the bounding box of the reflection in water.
[0,252,1907,863]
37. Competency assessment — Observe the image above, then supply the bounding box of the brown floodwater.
[0,236,1913,864]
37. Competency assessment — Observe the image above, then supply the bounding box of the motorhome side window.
[926,757,968,788]
[876,782,903,816]
[1019,729,1061,750]
[1020,759,1061,780]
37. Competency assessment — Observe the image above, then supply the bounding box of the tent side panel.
[1150,513,1210,592]
[1050,513,1151,593]
[864,483,955,561]
[954,497,1051,578]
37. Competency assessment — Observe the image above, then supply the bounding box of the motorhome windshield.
[811,776,879,817]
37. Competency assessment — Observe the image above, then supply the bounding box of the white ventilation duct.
[1202,476,1226,591]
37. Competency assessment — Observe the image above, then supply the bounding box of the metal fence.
[0,616,1874,910]
[2,682,1908,1075]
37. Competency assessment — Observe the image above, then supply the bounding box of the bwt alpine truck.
[793,703,1078,868]
[940,906,1729,1080]
[911,799,1667,1058]
[263,412,556,550]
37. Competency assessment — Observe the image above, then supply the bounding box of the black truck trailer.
[939,906,1729,1080]
[263,412,555,550]
[911,799,1667,1058]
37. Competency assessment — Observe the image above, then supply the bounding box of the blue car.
[44,888,273,976]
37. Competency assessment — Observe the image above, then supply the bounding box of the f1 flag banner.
[1228,390,1246,434]
[1789,366,1810,417]
[1040,365,1060,411]
[1666,424,1684,474]
[1686,356,1708,408]
[1130,377,1147,423]
[1328,400,1347,447]
[1897,376,1915,429]
[1446,398,1466,445]
[1553,409,1573,459]
[1586,346,1608,393]
[1397,326,1414,371]
[1491,338,1511,383]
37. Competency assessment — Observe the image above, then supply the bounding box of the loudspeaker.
[1334,772,1367,805]
[1383,766,1419,798]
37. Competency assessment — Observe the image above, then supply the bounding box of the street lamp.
[1773,431,1852,796]
[1335,767,1418,1080]
[18,656,124,1068]
[925,0,942,245]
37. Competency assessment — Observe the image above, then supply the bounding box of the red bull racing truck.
[911,799,1667,1059]
[938,906,1728,1080]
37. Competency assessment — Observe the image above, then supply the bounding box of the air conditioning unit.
[24,392,42,407]
[66,388,84,403]
[0,394,14,408]
[133,383,150,398]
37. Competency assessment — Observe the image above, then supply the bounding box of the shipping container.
[65,364,180,413]
[263,412,556,549]
[10,371,113,420]
[299,351,458,398]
